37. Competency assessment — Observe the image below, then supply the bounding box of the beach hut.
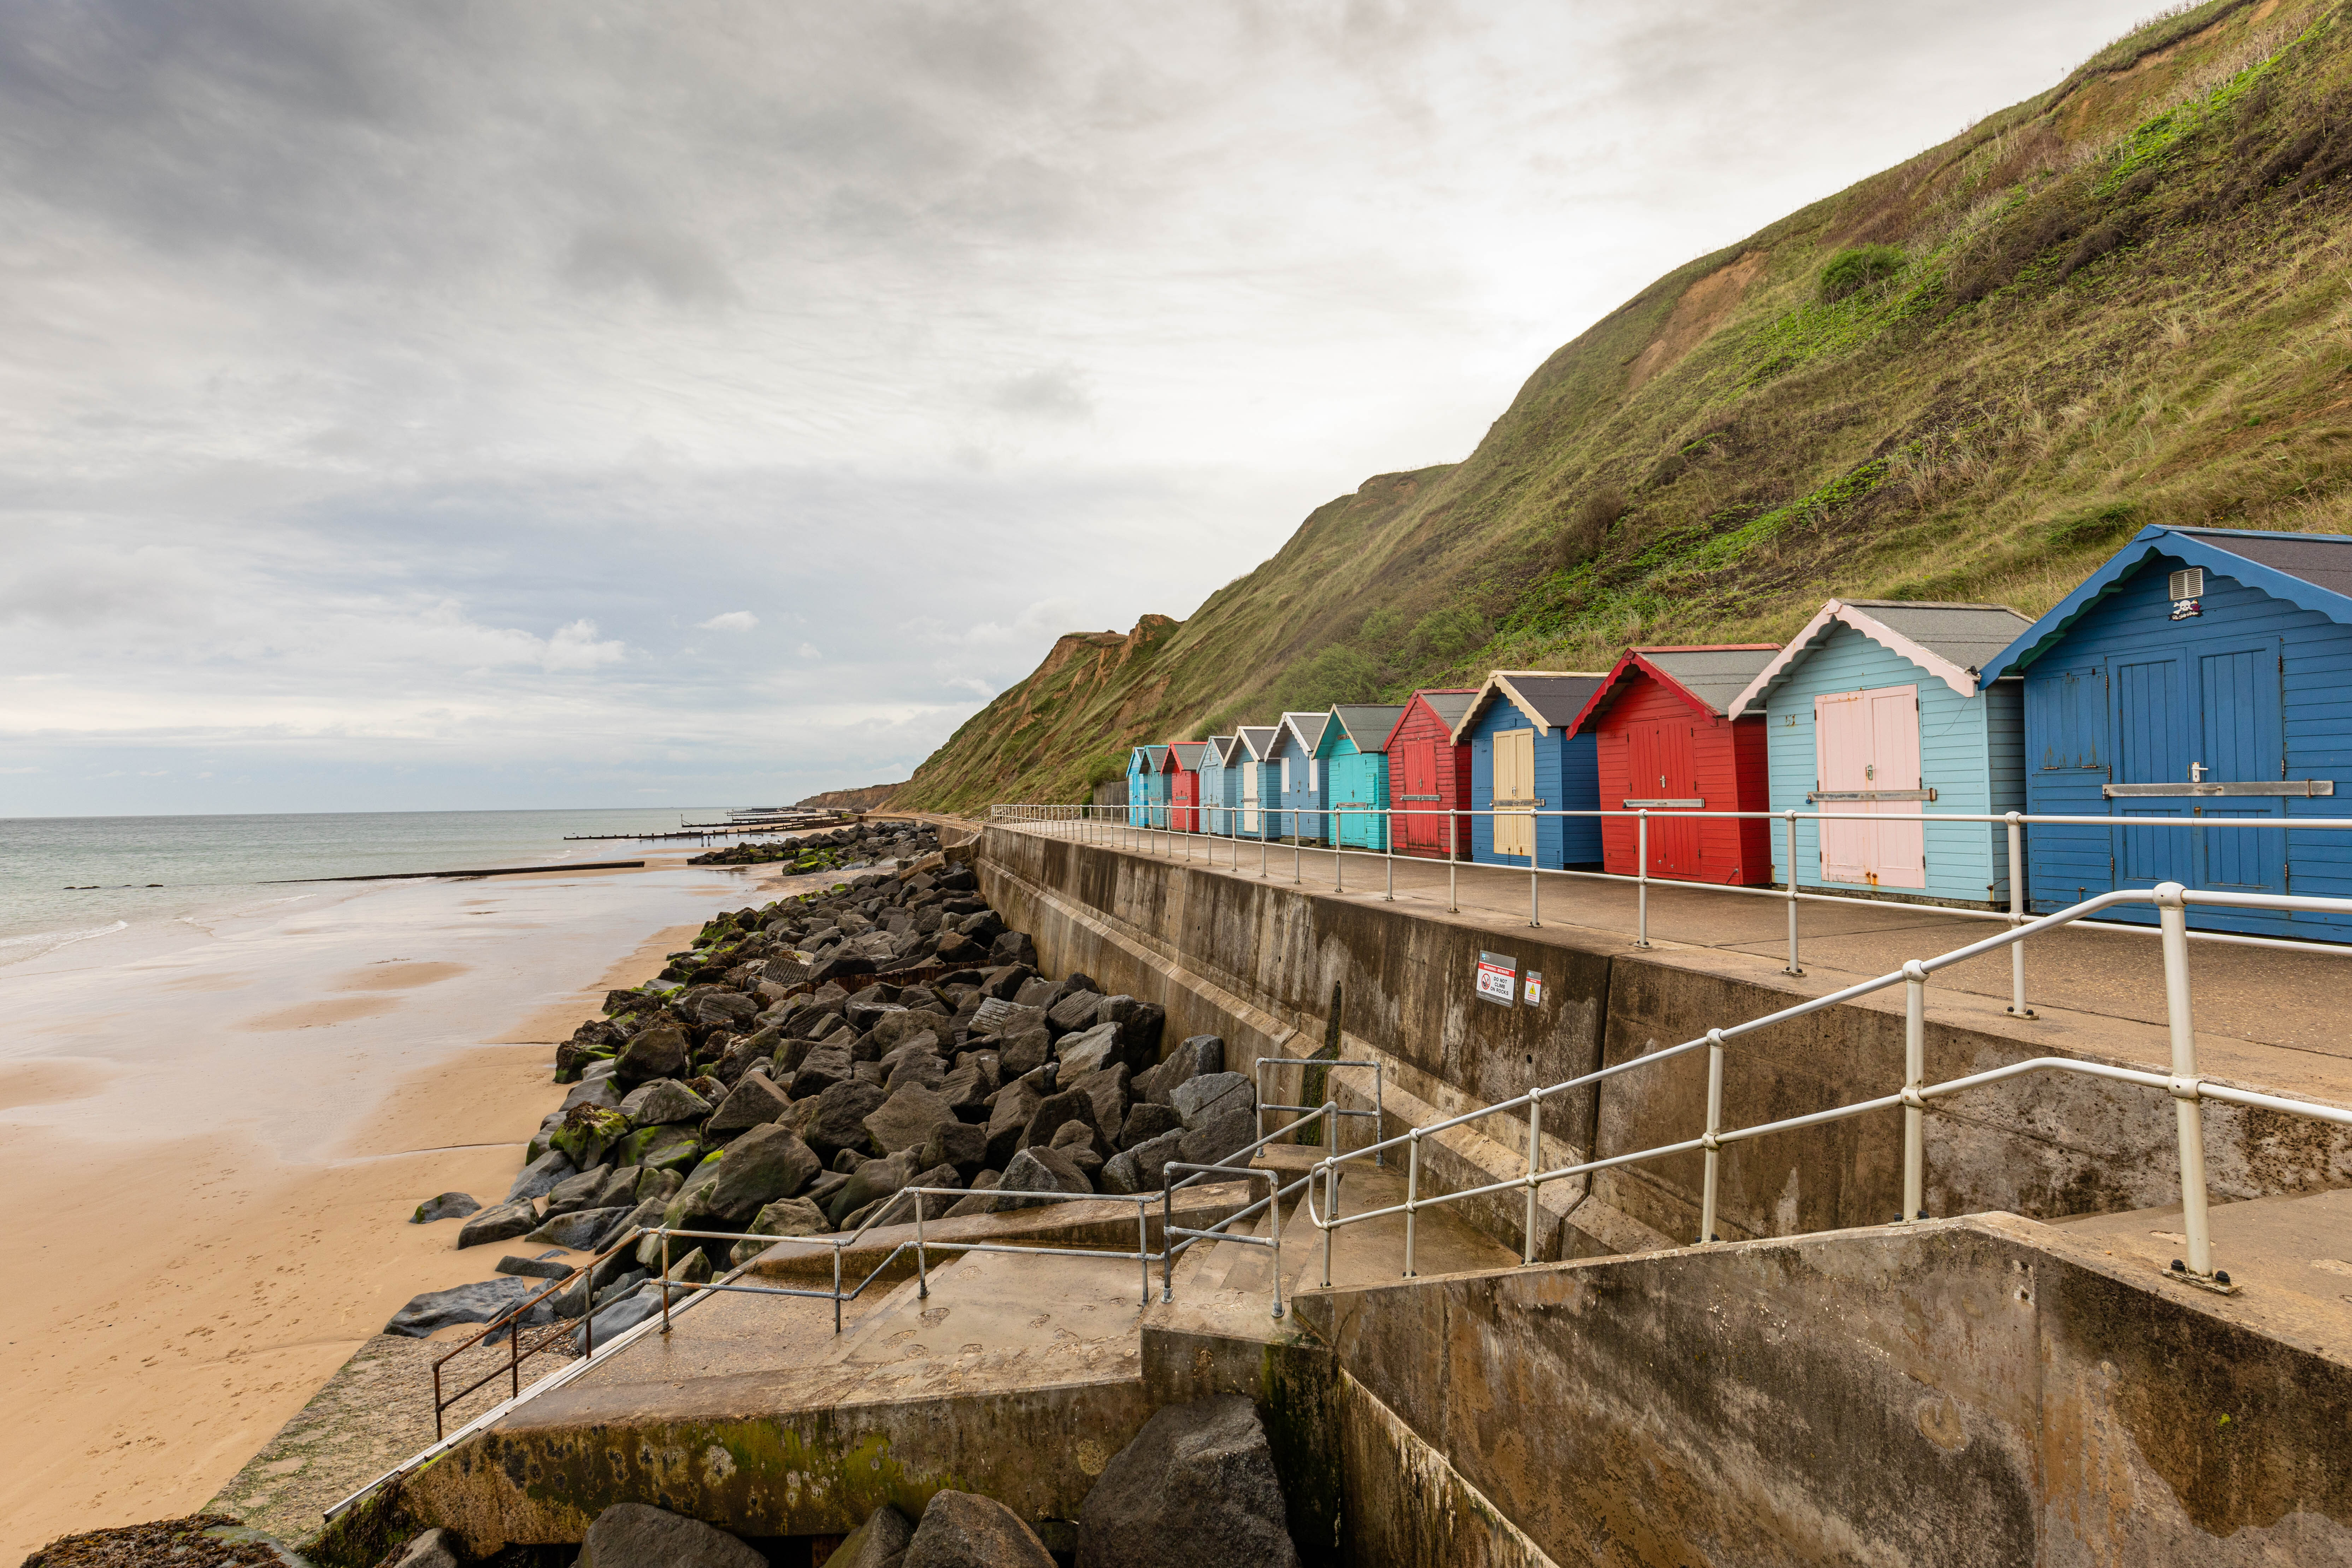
[1135,743,1172,828]
[1162,741,1206,835]
[1269,712,1333,842]
[1564,647,1780,884]
[1125,747,1155,828]
[1197,737,1235,836]
[1979,525,2352,939]
[1318,704,1408,851]
[1233,725,1280,839]
[1452,673,1608,869]
[1383,688,1479,859]
[1728,600,2033,908]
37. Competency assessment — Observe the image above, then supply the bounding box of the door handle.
[2190,761,2207,783]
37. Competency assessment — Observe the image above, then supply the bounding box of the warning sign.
[1524,971,1543,1006]
[1475,951,1517,1006]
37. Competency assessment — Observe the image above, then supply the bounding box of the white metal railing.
[989,800,2352,1019]
[1278,882,2352,1295]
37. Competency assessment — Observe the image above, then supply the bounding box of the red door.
[1625,720,1701,877]
[1172,773,1198,833]
[1397,739,1443,855]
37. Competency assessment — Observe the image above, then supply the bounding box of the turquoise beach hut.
[1728,599,2032,909]
[1233,725,1280,839]
[1125,747,1154,827]
[1318,704,1407,851]
[1270,712,1332,842]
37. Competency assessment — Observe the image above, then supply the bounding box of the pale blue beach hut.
[1270,711,1332,843]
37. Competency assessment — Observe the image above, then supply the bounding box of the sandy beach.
[0,852,779,1564]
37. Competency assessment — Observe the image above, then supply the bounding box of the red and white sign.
[1475,951,1517,1006]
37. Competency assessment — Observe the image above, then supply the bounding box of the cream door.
[1240,761,1260,834]
[1494,728,1536,859]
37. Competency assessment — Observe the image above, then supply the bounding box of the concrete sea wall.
[972,827,2352,1257]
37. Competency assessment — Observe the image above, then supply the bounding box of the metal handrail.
[1284,882,2352,1292]
[1254,1055,1384,1166]
[989,800,2352,1028]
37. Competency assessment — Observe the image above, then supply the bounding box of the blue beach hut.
[1197,736,1236,836]
[1136,743,1172,828]
[1269,712,1333,843]
[1232,725,1280,840]
[1452,672,1607,868]
[1728,599,2032,908]
[1318,704,1407,851]
[1981,526,2352,939]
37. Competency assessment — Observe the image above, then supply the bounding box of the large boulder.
[1178,1107,1258,1170]
[1044,990,1101,1036]
[615,1122,701,1174]
[705,1072,794,1138]
[905,1491,1054,1568]
[790,1043,856,1100]
[984,1079,1044,1169]
[823,1505,915,1568]
[1074,1396,1297,1568]
[614,1024,691,1086]
[1022,1085,1105,1157]
[864,1083,958,1156]
[1053,1022,1121,1079]
[702,1124,823,1224]
[1172,1072,1253,1128]
[994,1145,1092,1211]
[1098,1128,1186,1195]
[409,1191,479,1224]
[690,990,760,1030]
[456,1199,540,1250]
[1120,1101,1183,1150]
[544,1164,635,1217]
[989,931,1039,970]
[383,1277,540,1337]
[577,1503,765,1568]
[730,1197,830,1266]
[806,1079,892,1163]
[620,1078,712,1126]
[921,1118,989,1178]
[525,1204,634,1250]
[824,1150,921,1227]
[505,1150,576,1204]
[995,1026,1053,1079]
[385,1529,463,1568]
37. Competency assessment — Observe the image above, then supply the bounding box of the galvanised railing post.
[1522,1087,1543,1264]
[1902,960,1928,1222]
[1161,1183,1176,1303]
[659,1228,672,1336]
[1448,816,1460,912]
[914,1191,929,1298]
[1138,1202,1151,1306]
[2006,812,2035,1019]
[1403,1128,1422,1278]
[1267,1171,1286,1321]
[1635,810,1652,948]
[1261,810,1269,877]
[1699,1028,1726,1243]
[1783,811,1803,975]
[1334,808,1344,892]
[1385,809,1396,901]
[1529,825,1540,928]
[1322,1103,1338,1288]
[2156,882,2215,1279]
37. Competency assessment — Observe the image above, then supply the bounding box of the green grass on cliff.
[896,0,2352,813]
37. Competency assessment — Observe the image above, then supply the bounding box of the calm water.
[0,807,759,961]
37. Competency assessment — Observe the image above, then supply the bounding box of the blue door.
[2192,643,2286,895]
[2109,639,2286,901]
[2110,653,2193,888]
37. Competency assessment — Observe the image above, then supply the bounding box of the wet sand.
[0,854,777,1562]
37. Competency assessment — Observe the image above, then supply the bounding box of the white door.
[1241,761,1260,834]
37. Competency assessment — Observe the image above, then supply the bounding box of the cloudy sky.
[0,0,2157,817]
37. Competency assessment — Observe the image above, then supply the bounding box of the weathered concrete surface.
[1291,1209,2352,1567]
[974,826,2352,1259]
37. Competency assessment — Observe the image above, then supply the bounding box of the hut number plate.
[1476,951,1518,1007]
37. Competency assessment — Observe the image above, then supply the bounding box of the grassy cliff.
[895,0,2352,814]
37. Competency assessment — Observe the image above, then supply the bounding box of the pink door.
[1814,685,1924,889]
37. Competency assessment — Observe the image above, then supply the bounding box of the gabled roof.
[1982,525,2352,680]
[1564,646,1781,734]
[1275,710,1330,757]
[1234,725,1280,762]
[1199,735,1237,768]
[1316,704,1408,757]
[1162,741,1207,772]
[1448,671,1609,744]
[1127,746,1155,772]
[1384,688,1479,752]
[1142,743,1171,769]
[1728,599,2032,716]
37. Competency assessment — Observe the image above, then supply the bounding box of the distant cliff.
[795,782,904,812]
[894,0,2352,813]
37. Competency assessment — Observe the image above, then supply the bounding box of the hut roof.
[1448,671,1609,743]
[1234,725,1280,762]
[1984,525,2352,680]
[1277,711,1331,757]
[1318,704,1408,756]
[1728,599,2032,715]
[1564,647,1780,733]
[1163,742,1208,772]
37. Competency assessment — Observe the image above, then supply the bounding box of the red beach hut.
[1162,741,1207,835]
[1565,647,1780,885]
[1381,688,1479,860]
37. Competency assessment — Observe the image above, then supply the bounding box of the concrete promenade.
[1015,817,2352,1106]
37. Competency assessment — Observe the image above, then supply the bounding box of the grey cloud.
[988,368,1092,421]
[565,221,739,305]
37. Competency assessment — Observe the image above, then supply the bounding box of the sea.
[0,807,761,965]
